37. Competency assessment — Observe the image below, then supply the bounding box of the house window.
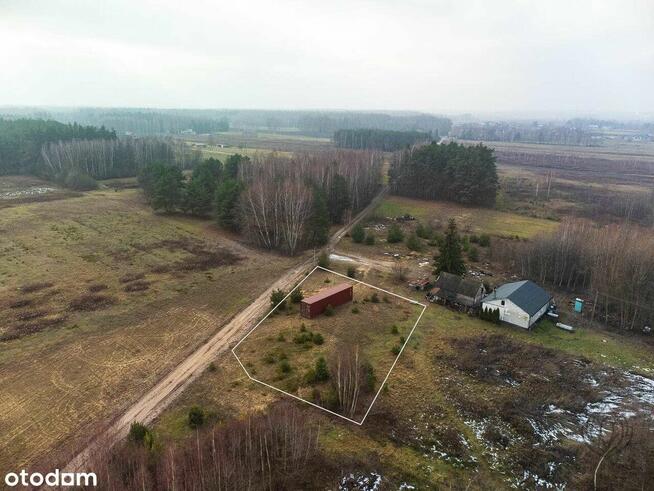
[501,300,505,306]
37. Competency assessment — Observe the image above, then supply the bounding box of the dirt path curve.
[65,187,387,472]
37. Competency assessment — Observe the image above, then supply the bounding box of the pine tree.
[152,165,184,212]
[434,218,466,276]
[351,223,365,243]
[184,158,222,216]
[214,178,243,231]
[306,187,330,246]
[327,173,351,224]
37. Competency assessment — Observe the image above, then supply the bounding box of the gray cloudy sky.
[1,0,652,116]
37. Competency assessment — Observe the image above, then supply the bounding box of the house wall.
[482,298,530,329]
[528,302,550,328]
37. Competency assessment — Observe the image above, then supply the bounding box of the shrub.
[362,361,376,392]
[276,333,285,342]
[314,357,330,382]
[263,352,276,364]
[371,292,380,303]
[347,266,356,278]
[300,323,307,332]
[400,336,406,344]
[207,362,217,372]
[290,289,304,303]
[351,306,360,314]
[391,324,399,334]
[365,233,375,245]
[416,222,433,240]
[351,224,365,243]
[128,422,153,448]
[270,289,286,311]
[478,234,491,247]
[387,224,404,243]
[324,304,335,316]
[406,232,422,251]
[64,171,98,191]
[468,246,479,262]
[318,251,330,268]
[293,332,313,344]
[313,333,324,345]
[391,345,401,355]
[188,406,205,429]
[278,359,291,374]
[383,295,390,303]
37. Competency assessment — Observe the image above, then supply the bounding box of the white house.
[481,280,551,329]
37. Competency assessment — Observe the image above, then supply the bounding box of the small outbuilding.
[481,280,552,329]
[427,272,486,308]
[300,283,353,319]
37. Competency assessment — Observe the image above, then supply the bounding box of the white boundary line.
[232,265,427,425]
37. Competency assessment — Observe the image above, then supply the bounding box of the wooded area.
[89,403,320,491]
[0,118,116,175]
[139,150,382,255]
[497,219,654,330]
[41,137,200,180]
[390,141,499,206]
[333,128,430,151]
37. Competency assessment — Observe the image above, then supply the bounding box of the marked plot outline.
[232,266,427,425]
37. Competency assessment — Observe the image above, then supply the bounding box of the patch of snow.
[339,472,382,491]
[329,253,356,263]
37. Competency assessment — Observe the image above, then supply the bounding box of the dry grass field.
[371,195,559,239]
[233,268,423,420]
[0,186,300,473]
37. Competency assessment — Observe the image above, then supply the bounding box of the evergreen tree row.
[333,129,431,152]
[389,141,499,207]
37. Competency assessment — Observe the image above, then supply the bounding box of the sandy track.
[65,187,387,472]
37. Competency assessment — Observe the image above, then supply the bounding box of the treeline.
[451,122,592,145]
[41,138,200,181]
[4,107,451,138]
[88,403,323,491]
[0,118,116,175]
[333,129,430,151]
[297,112,451,137]
[55,109,229,136]
[140,150,382,255]
[389,141,499,206]
[496,219,654,330]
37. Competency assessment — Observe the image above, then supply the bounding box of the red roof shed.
[300,283,353,318]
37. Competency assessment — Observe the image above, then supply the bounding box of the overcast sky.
[1,0,652,117]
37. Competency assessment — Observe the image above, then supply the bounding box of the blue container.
[574,298,584,313]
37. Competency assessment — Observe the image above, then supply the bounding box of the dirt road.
[65,187,387,472]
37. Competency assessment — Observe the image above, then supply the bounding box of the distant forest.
[333,129,431,151]
[450,122,594,145]
[0,118,116,175]
[54,109,229,136]
[390,141,499,206]
[1,107,451,138]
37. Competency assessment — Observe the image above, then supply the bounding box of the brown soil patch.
[68,294,117,312]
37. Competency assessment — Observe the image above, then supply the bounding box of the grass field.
[373,195,559,239]
[233,268,423,420]
[152,261,654,489]
[0,186,301,473]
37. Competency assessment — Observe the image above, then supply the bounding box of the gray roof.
[483,280,551,317]
[434,272,482,299]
